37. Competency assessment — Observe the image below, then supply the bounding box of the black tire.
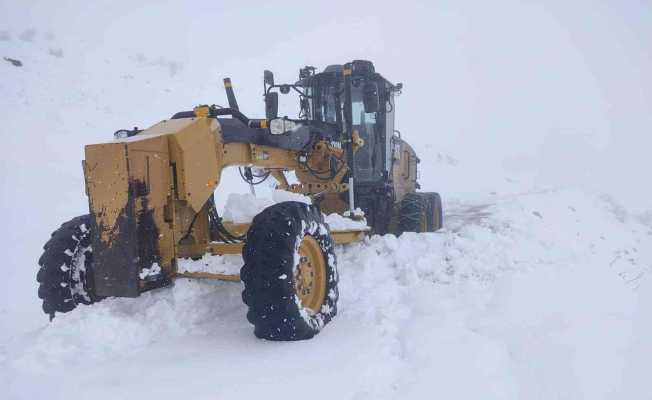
[37,214,101,319]
[241,201,338,341]
[398,193,431,234]
[423,192,444,231]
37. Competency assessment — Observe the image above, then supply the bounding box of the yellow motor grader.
[37,60,443,340]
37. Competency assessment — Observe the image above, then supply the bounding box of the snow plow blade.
[83,134,174,297]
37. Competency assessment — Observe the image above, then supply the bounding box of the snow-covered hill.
[1,1,651,399]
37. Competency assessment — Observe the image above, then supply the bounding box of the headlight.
[269,118,300,135]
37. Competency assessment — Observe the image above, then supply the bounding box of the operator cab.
[264,60,402,184]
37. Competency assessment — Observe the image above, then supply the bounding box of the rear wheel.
[398,192,444,234]
[241,201,338,341]
[423,192,444,231]
[37,215,101,319]
[398,193,431,234]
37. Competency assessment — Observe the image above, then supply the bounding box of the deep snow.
[1,1,652,399]
[3,189,651,399]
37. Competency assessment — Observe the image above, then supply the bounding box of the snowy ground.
[1,2,651,399]
[3,188,652,399]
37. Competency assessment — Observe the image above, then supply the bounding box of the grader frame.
[83,106,368,297]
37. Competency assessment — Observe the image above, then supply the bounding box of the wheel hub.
[295,235,327,313]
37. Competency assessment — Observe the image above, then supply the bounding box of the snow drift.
[3,188,651,399]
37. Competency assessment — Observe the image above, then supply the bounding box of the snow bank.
[221,193,274,223]
[222,190,368,231]
[4,189,651,399]
[221,190,310,223]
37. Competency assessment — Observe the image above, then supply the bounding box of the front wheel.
[241,201,339,341]
[37,214,101,319]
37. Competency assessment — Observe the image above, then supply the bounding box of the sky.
[1,0,650,210]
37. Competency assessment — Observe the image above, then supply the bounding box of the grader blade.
[84,134,173,297]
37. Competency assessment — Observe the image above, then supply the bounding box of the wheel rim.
[295,235,327,314]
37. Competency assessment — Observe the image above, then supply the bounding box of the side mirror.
[265,92,278,120]
[264,70,275,86]
[363,81,380,113]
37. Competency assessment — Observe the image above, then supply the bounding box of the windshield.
[309,76,343,125]
[307,74,386,182]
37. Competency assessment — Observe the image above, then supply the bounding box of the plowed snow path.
[3,189,651,399]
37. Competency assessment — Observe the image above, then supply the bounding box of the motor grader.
[37,60,443,340]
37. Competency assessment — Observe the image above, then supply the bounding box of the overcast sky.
[1,0,650,209]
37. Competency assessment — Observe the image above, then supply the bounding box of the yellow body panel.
[84,143,129,243]
[163,118,222,212]
[83,115,368,296]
